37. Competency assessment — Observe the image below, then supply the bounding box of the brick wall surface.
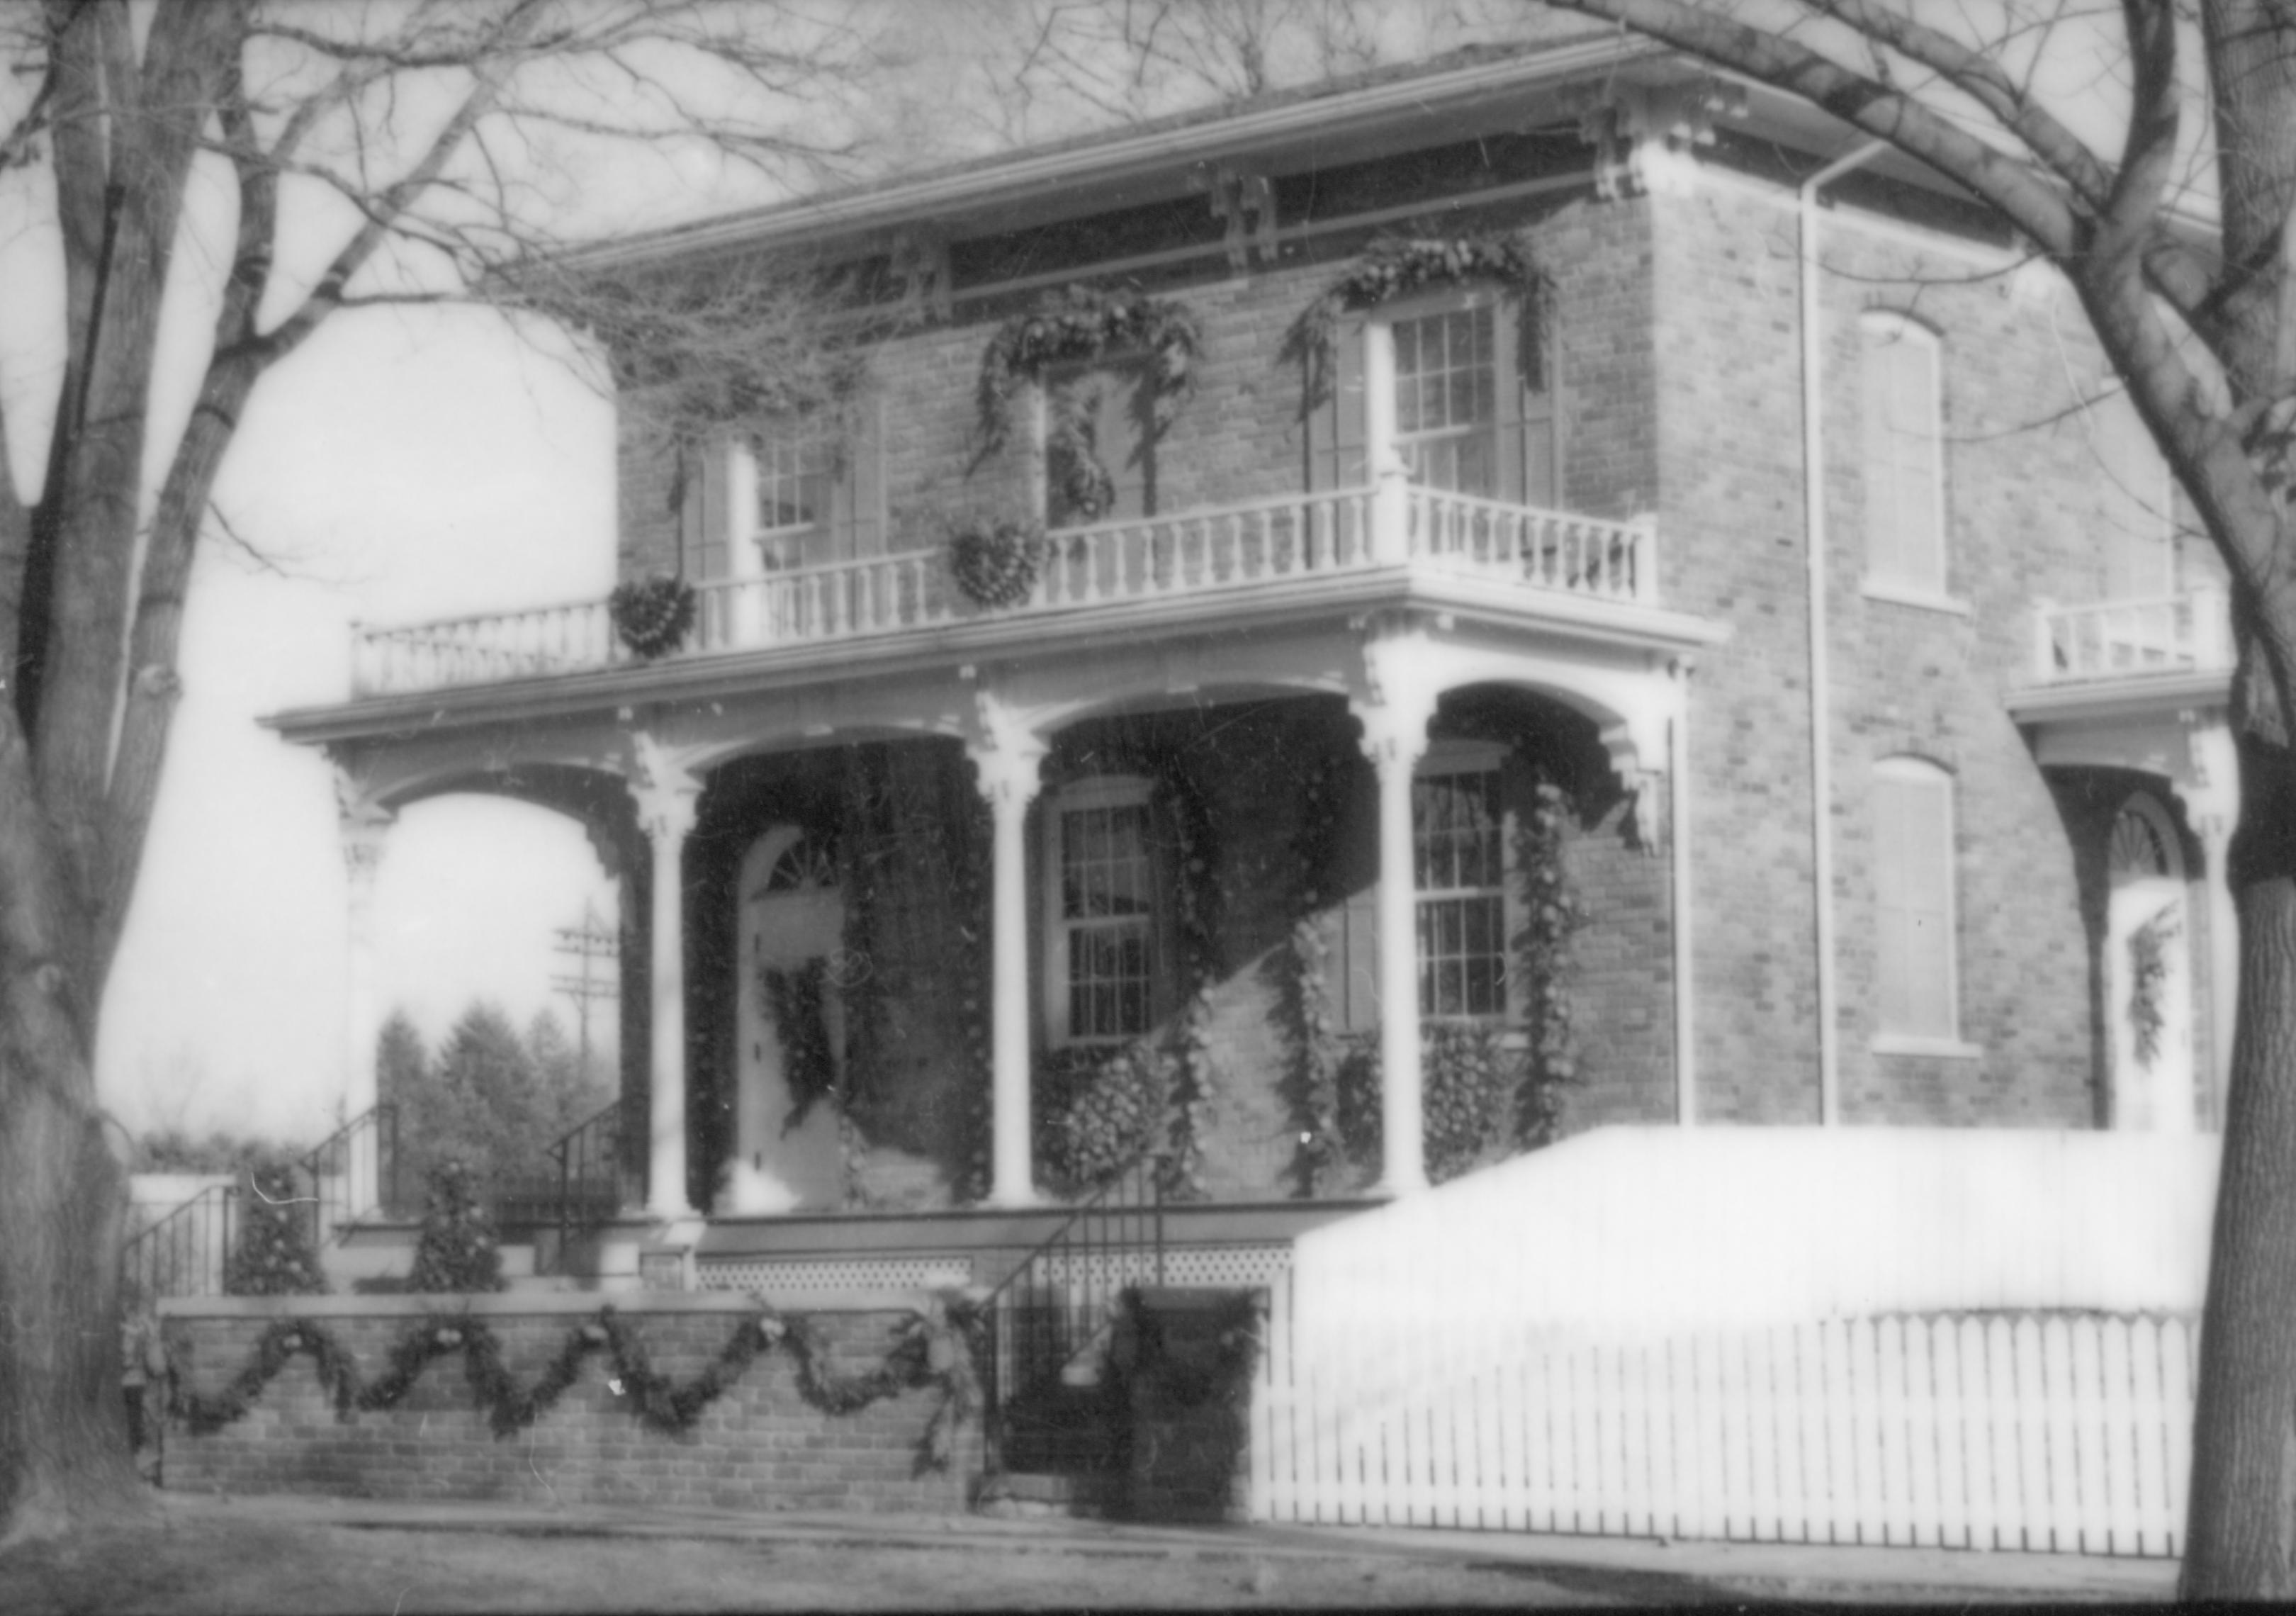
[612,152,2144,1159]
[161,1305,975,1515]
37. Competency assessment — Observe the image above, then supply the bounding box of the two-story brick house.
[269,35,2232,1291]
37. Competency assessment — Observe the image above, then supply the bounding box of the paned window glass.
[1414,765,1507,1018]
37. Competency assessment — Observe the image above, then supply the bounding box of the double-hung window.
[1044,359,1155,528]
[1414,751,1509,1019]
[1045,778,1159,1044]
[678,400,884,583]
[1305,289,1557,506]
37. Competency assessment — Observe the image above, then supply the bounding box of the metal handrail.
[120,1181,240,1309]
[545,1098,637,1267]
[296,1103,403,1249]
[979,1152,1167,1474]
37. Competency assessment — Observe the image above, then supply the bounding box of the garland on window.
[1281,233,1553,416]
[164,1301,980,1469]
[975,286,1200,460]
[1046,380,1118,524]
[1293,746,1584,1185]
[2129,902,2180,1070]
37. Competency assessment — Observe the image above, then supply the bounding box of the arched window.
[1873,756,1959,1043]
[1859,313,1947,598]
[1042,775,1162,1045]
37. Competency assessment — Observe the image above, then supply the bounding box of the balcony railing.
[2033,587,2232,683]
[349,486,1658,697]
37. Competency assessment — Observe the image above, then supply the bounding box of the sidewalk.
[163,1491,2179,1605]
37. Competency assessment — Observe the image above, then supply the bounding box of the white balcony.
[2030,588,2232,685]
[348,486,1657,699]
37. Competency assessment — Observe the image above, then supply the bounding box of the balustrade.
[348,490,1661,697]
[2034,587,2232,683]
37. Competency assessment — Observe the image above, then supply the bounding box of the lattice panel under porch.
[697,1256,975,1294]
[1023,1245,1292,1291]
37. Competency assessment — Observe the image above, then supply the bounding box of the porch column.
[2183,717,2241,1130]
[337,793,393,1218]
[969,716,1048,1208]
[1356,692,1433,1196]
[634,765,702,1219]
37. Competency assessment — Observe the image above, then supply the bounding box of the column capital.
[2176,709,2240,843]
[335,772,395,887]
[966,695,1049,814]
[627,731,704,846]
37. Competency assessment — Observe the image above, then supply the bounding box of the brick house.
[267,37,2229,1291]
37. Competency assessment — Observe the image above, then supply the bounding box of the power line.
[551,901,619,1074]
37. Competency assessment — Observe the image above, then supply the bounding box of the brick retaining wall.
[157,1292,979,1514]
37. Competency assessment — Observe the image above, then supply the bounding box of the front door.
[2106,795,2194,1133]
[728,826,846,1212]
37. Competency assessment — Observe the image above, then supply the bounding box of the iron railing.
[534,1098,638,1273]
[296,1103,404,1250]
[978,1153,1168,1474]
[120,1181,240,1310]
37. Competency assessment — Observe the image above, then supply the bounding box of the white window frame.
[1871,755,1976,1056]
[1041,775,1161,1048]
[731,427,838,573]
[1414,741,1512,1023]
[1366,287,1506,498]
[1858,312,1959,611]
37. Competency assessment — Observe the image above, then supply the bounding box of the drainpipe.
[1801,140,1886,1128]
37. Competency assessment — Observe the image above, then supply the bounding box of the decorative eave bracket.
[1575,78,1745,201]
[1195,164,1280,271]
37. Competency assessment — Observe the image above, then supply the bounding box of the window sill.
[1861,580,1971,617]
[1869,1033,1984,1060]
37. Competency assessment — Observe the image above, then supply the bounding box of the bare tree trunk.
[2185,736,2296,1597]
[0,714,145,1543]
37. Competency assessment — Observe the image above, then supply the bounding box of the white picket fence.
[1242,1127,2219,1557]
[1249,1288,2197,1556]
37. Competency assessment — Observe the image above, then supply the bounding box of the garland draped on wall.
[974,285,1201,460]
[165,1301,980,1470]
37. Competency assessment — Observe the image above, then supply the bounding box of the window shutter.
[1492,302,1558,506]
[1876,766,1955,1038]
[680,440,731,580]
[1306,317,1368,490]
[1862,322,1944,590]
[839,395,886,561]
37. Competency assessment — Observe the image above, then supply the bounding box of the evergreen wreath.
[164,1299,981,1469]
[609,573,697,658]
[1036,1043,1166,1195]
[974,285,1200,460]
[1282,233,1553,415]
[946,518,1046,610]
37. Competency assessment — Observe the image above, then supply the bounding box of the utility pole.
[551,901,619,1077]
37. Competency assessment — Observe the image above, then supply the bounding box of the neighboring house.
[266,38,2229,1291]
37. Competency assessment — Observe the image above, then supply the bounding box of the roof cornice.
[565,35,1671,272]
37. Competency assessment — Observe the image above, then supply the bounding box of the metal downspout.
[1801,141,1886,1128]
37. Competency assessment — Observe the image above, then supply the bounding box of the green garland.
[1276,753,1349,1197]
[762,958,838,1131]
[164,1301,981,1469]
[1152,767,1220,1202]
[976,285,1200,461]
[2128,902,2180,1070]
[1037,1043,1166,1195]
[1282,233,1552,416]
[1512,772,1583,1147]
[947,519,1046,610]
[608,574,697,659]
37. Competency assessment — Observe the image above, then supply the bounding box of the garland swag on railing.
[1282,233,1553,415]
[164,1301,981,1469]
